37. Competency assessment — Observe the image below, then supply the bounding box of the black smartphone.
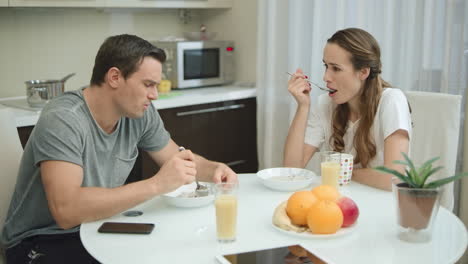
[97,222,155,234]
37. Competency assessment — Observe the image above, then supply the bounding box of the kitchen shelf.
[1,86,256,127]
[7,0,232,8]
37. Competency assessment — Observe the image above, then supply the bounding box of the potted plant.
[374,153,468,242]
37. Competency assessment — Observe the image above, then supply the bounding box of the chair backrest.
[0,107,23,261]
[405,91,462,211]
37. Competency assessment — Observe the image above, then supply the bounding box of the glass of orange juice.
[213,182,238,243]
[321,151,340,188]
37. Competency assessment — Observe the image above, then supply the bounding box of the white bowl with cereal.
[257,167,319,191]
[162,182,214,208]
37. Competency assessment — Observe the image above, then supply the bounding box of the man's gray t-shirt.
[1,89,170,248]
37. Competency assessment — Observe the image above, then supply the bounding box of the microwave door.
[177,42,224,88]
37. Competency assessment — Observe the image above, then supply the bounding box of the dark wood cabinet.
[138,97,258,181]
[14,97,258,183]
[17,126,34,148]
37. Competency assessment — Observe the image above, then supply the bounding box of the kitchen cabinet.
[17,126,33,149]
[9,0,104,7]
[103,0,232,8]
[16,97,258,184]
[133,97,258,182]
[8,0,231,8]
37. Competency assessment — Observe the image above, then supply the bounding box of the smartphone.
[215,244,330,264]
[97,222,155,234]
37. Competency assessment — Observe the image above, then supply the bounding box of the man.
[1,34,237,263]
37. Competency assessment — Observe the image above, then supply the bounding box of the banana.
[272,201,308,233]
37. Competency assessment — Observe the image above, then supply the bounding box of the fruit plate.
[272,222,357,239]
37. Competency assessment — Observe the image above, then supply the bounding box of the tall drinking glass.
[321,151,340,188]
[213,182,238,243]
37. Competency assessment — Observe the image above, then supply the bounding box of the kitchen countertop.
[0,85,257,128]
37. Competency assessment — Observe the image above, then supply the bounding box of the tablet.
[215,244,330,264]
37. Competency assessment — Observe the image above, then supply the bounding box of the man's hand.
[152,149,197,194]
[211,162,237,183]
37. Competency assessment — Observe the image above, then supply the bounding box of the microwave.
[153,40,235,89]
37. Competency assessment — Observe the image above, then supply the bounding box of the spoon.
[286,72,335,93]
[178,146,209,197]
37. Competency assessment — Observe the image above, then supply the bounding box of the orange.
[311,185,340,202]
[286,191,318,226]
[307,200,343,234]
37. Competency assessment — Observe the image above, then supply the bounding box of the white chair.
[0,107,23,263]
[405,91,462,211]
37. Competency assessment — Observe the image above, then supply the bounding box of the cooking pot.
[26,73,75,108]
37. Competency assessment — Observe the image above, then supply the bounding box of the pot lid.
[25,73,75,85]
[25,79,63,85]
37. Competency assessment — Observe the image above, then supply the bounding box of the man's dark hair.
[90,34,166,86]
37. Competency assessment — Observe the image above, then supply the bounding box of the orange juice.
[321,161,340,188]
[215,194,237,242]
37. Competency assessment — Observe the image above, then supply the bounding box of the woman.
[283,28,411,191]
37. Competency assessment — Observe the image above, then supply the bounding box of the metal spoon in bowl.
[178,146,209,197]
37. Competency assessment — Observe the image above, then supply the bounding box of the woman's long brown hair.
[328,28,391,168]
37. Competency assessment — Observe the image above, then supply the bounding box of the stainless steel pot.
[26,73,75,108]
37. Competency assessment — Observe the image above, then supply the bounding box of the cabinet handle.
[176,104,245,117]
[225,160,246,167]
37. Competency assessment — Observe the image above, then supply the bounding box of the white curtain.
[257,0,467,168]
[257,0,467,259]
[256,0,290,169]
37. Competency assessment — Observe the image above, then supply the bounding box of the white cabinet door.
[104,0,232,8]
[9,0,105,7]
[7,0,231,8]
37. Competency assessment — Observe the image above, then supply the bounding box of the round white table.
[80,174,468,264]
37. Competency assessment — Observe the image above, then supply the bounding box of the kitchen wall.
[201,0,257,86]
[0,8,198,98]
[0,1,257,99]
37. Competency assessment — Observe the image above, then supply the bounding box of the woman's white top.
[304,88,412,168]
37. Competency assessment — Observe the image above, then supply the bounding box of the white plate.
[162,182,214,208]
[257,167,319,191]
[272,221,357,239]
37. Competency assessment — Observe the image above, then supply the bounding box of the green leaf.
[417,157,441,186]
[420,166,444,187]
[404,169,419,187]
[401,152,417,173]
[393,160,409,166]
[424,172,468,189]
[407,167,421,187]
[416,165,430,185]
[415,164,434,186]
[374,166,410,185]
[417,161,430,175]
[419,157,440,171]
[401,152,418,183]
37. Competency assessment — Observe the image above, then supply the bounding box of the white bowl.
[257,167,319,191]
[162,182,214,208]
